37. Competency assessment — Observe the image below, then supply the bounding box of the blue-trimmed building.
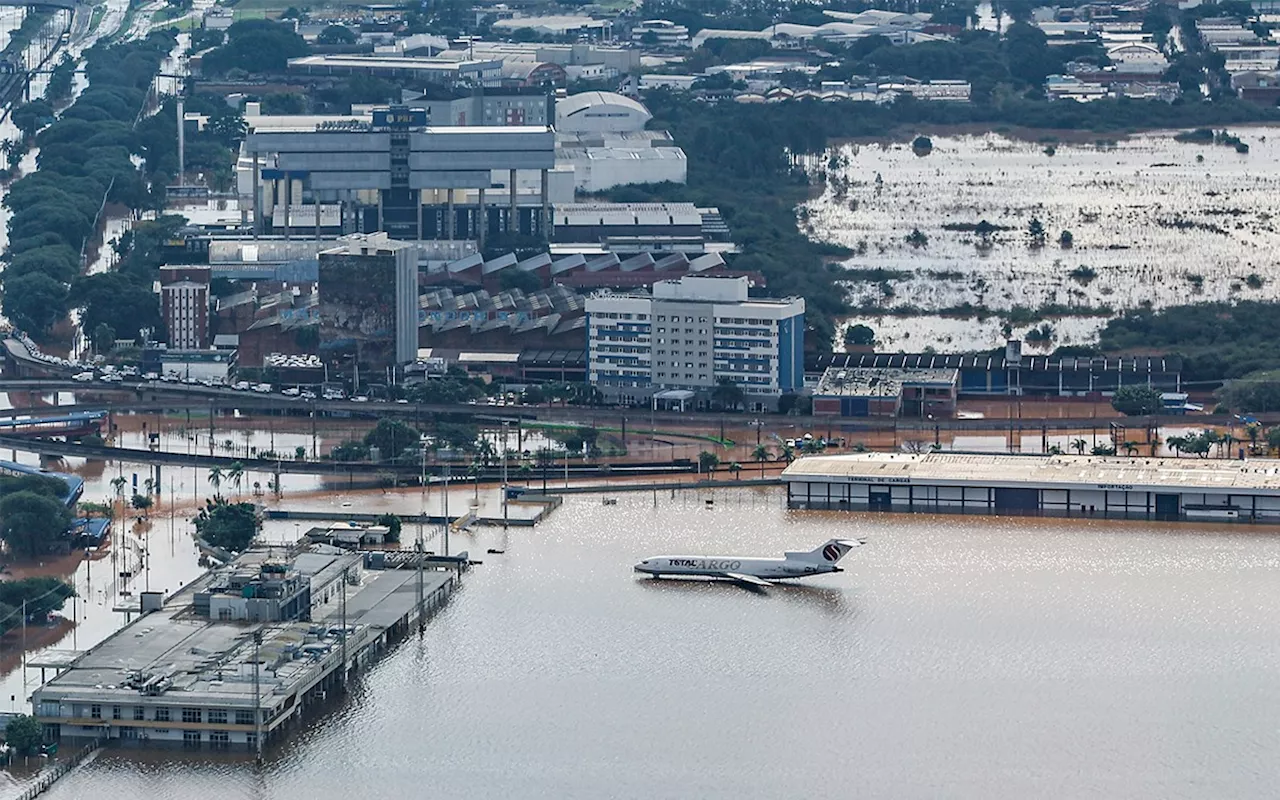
[585,275,804,411]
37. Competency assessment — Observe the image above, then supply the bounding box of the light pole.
[501,421,509,530]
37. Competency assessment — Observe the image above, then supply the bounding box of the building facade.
[318,233,420,373]
[160,266,211,349]
[241,105,555,244]
[586,275,803,410]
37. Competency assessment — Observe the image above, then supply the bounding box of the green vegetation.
[364,418,420,461]
[0,475,72,558]
[1098,301,1280,384]
[0,577,75,623]
[200,20,308,76]
[45,55,76,104]
[1215,371,1280,413]
[1111,385,1165,416]
[193,498,259,553]
[844,323,875,347]
[376,514,402,542]
[1,33,177,338]
[4,715,43,755]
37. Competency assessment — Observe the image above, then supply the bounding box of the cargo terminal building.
[783,452,1280,523]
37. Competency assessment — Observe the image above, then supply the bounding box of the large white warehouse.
[555,91,653,134]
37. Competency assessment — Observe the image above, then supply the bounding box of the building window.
[209,731,230,750]
[112,706,121,720]
[90,704,101,720]
[182,708,202,724]
[208,710,228,725]
[235,710,255,726]
[155,707,170,722]
[133,707,145,721]
[246,733,258,750]
[183,731,201,749]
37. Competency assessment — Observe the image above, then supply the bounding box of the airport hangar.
[783,452,1280,523]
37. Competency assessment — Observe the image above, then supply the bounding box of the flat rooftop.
[34,550,450,711]
[814,367,958,398]
[784,452,1280,494]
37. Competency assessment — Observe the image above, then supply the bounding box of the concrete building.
[631,19,691,47]
[318,233,420,370]
[403,89,551,128]
[160,266,211,350]
[586,275,804,410]
[557,130,686,192]
[31,546,459,750]
[286,54,502,85]
[555,91,652,134]
[240,104,556,244]
[491,15,613,40]
[812,366,959,418]
[783,452,1280,523]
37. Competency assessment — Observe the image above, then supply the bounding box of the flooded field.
[804,127,1280,352]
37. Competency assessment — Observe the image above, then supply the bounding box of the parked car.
[282,387,301,397]
[72,371,93,382]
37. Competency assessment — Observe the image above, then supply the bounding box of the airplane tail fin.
[788,538,865,564]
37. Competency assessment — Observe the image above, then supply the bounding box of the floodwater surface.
[21,490,1280,799]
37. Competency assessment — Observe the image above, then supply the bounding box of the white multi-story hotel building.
[586,275,804,411]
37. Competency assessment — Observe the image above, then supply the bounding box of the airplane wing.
[720,572,774,588]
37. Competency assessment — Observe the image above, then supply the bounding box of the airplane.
[633,538,865,588]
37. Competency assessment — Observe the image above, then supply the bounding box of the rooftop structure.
[555,91,652,134]
[490,15,612,39]
[32,545,459,750]
[783,452,1280,523]
[812,366,958,418]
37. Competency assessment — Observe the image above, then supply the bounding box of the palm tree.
[1166,435,1186,458]
[468,460,481,504]
[752,444,771,477]
[208,466,223,497]
[729,462,742,480]
[1070,438,1087,455]
[517,462,534,486]
[778,443,796,464]
[1122,441,1140,457]
[1046,444,1064,455]
[228,462,245,498]
[143,477,156,496]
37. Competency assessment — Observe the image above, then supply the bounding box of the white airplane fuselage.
[634,555,840,580]
[634,539,864,585]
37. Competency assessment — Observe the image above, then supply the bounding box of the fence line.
[16,734,106,800]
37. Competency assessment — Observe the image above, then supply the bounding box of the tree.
[0,491,72,558]
[227,461,245,498]
[4,715,43,756]
[905,228,928,248]
[698,450,720,474]
[1112,385,1165,416]
[317,24,356,44]
[1122,440,1140,457]
[130,493,152,511]
[844,324,876,348]
[1028,217,1046,247]
[93,323,116,355]
[711,378,744,411]
[3,272,69,336]
[1059,230,1074,248]
[1167,434,1186,457]
[435,422,479,452]
[207,467,223,497]
[535,447,556,493]
[1071,438,1087,454]
[729,462,743,480]
[193,498,258,553]
[364,419,419,461]
[295,445,307,461]
[1266,426,1280,454]
[376,513,401,542]
[1215,371,1280,414]
[752,444,771,476]
[331,440,370,461]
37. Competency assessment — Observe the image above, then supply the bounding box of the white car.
[282,387,301,397]
[72,371,93,382]
[253,384,272,394]
[352,395,369,402]
[300,391,317,400]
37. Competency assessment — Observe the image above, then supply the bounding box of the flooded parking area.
[805,127,1280,351]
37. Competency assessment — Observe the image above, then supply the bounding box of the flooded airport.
[4,485,1278,799]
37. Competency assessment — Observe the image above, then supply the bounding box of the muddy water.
[15,491,1280,799]
[807,128,1280,351]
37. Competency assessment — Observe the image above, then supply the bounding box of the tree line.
[1,32,178,339]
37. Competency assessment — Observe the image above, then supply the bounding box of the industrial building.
[557,130,687,192]
[239,104,556,244]
[586,275,804,410]
[812,366,958,418]
[810,342,1182,397]
[783,452,1280,523]
[554,91,652,134]
[31,545,460,750]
